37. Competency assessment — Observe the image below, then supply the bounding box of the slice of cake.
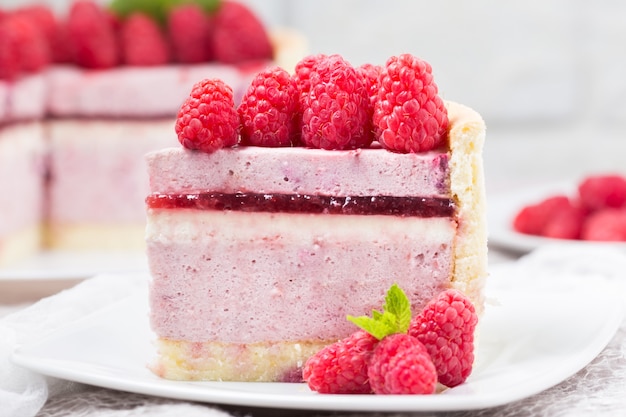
[0,0,306,263]
[146,54,487,382]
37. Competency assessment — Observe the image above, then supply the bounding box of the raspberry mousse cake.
[0,0,304,264]
[146,53,487,382]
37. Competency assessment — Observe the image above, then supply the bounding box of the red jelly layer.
[146,193,455,217]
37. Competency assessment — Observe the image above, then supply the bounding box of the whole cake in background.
[145,52,488,385]
[0,0,305,266]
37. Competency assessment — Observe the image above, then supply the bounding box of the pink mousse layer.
[147,146,450,198]
[0,74,47,124]
[0,123,45,235]
[147,146,455,344]
[47,120,173,223]
[46,64,252,118]
[148,210,455,343]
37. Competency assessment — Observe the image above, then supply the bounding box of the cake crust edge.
[446,101,488,314]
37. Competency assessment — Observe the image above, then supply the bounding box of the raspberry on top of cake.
[145,53,487,384]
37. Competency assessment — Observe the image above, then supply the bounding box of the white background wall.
[4,0,626,185]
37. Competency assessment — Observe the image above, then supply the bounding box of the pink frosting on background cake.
[0,123,46,265]
[0,0,306,264]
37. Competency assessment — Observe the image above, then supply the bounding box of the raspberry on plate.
[581,208,626,241]
[512,195,572,236]
[175,78,240,153]
[238,67,300,147]
[542,200,585,240]
[578,174,626,212]
[367,333,437,395]
[298,54,372,150]
[302,330,378,394]
[373,54,448,153]
[409,289,477,388]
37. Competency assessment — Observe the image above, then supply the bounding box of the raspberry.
[13,5,64,63]
[542,200,585,239]
[175,78,240,153]
[581,208,626,241]
[409,289,477,388]
[367,333,437,395]
[238,67,300,147]
[303,330,378,394]
[0,13,50,79]
[120,13,169,66]
[167,4,214,63]
[67,0,119,68]
[299,54,372,150]
[578,174,626,212]
[294,53,328,95]
[212,1,273,64]
[513,195,572,236]
[356,63,382,116]
[0,19,22,80]
[373,54,448,153]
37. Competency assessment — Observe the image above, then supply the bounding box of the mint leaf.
[347,283,413,340]
[383,283,412,333]
[109,0,221,25]
[347,313,394,340]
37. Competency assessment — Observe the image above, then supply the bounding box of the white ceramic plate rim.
[488,181,626,253]
[11,268,624,412]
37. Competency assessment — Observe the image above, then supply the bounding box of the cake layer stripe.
[146,146,451,198]
[146,192,455,217]
[147,209,455,343]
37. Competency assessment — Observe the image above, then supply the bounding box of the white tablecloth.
[2,246,626,417]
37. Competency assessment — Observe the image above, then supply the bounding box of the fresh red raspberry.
[542,199,585,239]
[67,0,119,68]
[578,174,626,212]
[513,195,572,236]
[238,67,300,147]
[167,4,214,63]
[212,1,273,64]
[175,78,240,153]
[294,53,329,94]
[303,330,378,394]
[357,63,382,116]
[409,289,477,388]
[0,19,22,80]
[120,13,169,66]
[367,333,437,395]
[581,208,626,241]
[0,13,50,79]
[373,54,448,153]
[299,54,372,150]
[13,5,65,62]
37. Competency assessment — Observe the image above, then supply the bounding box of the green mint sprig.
[347,283,412,340]
[109,0,221,25]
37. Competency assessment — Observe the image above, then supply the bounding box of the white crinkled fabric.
[1,246,625,417]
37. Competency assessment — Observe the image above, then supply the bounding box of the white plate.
[0,251,148,281]
[11,268,623,413]
[488,182,626,253]
[0,251,149,303]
